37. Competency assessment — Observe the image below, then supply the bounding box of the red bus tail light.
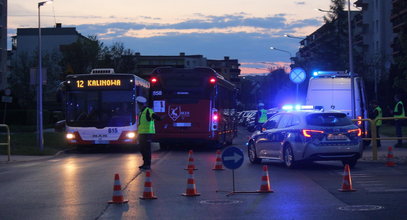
[302,129,324,138]
[211,108,219,131]
[348,128,362,137]
[209,77,216,84]
[212,113,219,121]
[150,77,158,84]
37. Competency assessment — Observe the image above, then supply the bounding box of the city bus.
[64,69,150,146]
[149,67,238,149]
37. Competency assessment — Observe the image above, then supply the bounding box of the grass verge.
[0,131,72,155]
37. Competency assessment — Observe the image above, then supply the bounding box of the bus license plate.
[173,122,192,127]
[95,140,109,144]
[327,134,346,140]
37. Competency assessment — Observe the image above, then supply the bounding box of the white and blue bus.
[64,69,149,146]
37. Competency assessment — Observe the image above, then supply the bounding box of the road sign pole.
[232,170,235,193]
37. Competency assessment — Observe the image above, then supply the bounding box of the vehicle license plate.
[173,122,192,127]
[327,134,346,140]
[95,140,109,144]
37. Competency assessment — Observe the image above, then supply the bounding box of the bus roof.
[151,67,235,89]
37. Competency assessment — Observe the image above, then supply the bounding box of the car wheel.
[284,145,296,168]
[342,158,357,168]
[248,142,261,164]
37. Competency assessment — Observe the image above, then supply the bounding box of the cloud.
[9,13,322,74]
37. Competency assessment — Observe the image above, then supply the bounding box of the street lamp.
[269,47,293,61]
[283,34,305,40]
[316,1,355,119]
[37,0,53,151]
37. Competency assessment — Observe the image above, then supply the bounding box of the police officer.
[370,100,382,147]
[255,103,268,130]
[391,94,405,147]
[137,97,160,170]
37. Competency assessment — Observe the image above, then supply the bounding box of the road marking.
[366,188,407,193]
[338,205,384,211]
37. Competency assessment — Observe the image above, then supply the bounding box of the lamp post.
[317,1,355,119]
[270,46,300,102]
[37,0,52,151]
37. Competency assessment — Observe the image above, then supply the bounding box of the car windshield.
[306,113,353,126]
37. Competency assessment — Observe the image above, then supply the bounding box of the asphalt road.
[0,128,406,220]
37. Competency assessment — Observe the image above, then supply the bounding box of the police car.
[247,105,363,168]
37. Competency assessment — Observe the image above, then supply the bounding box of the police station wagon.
[247,107,363,168]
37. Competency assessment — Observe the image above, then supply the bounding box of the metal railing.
[352,117,407,160]
[0,124,11,161]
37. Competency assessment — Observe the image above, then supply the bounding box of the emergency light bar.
[281,105,320,111]
[312,71,348,77]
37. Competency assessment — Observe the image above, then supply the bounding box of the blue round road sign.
[289,67,306,84]
[221,147,244,170]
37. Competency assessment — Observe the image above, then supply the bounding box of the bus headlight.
[126,132,136,139]
[66,133,75,140]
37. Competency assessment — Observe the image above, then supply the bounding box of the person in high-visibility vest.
[137,96,161,170]
[370,100,382,147]
[255,103,268,130]
[391,94,405,147]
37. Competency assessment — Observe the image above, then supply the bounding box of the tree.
[60,36,103,75]
[324,0,345,23]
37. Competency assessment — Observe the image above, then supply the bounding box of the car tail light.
[348,128,362,137]
[302,129,324,138]
[357,116,362,126]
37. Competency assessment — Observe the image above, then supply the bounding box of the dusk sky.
[8,0,358,74]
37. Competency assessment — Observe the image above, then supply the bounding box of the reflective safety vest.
[374,106,382,126]
[138,107,156,134]
[258,109,268,123]
[394,101,405,118]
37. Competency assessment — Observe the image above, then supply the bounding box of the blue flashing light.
[282,104,316,111]
[301,105,314,110]
[313,71,319,76]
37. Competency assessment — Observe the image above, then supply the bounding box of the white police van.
[305,71,368,138]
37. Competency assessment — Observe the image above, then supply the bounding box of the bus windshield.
[156,73,212,102]
[66,90,135,127]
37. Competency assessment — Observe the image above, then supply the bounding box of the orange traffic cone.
[386,146,396,167]
[257,165,273,193]
[185,150,198,170]
[108,173,129,204]
[338,164,356,192]
[182,169,200,196]
[140,170,157,200]
[212,150,224,170]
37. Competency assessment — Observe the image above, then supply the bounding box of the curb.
[0,150,66,164]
